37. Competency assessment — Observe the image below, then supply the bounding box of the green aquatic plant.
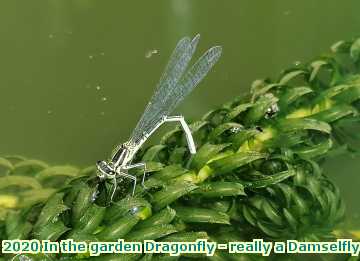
[1,37,360,260]
[0,156,85,241]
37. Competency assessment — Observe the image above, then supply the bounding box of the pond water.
[0,0,359,234]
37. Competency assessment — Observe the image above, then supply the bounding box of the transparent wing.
[129,35,222,145]
[129,35,200,144]
[165,46,222,114]
[156,36,192,92]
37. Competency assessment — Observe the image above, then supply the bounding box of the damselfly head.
[96,160,115,179]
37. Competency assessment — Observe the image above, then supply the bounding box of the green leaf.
[279,70,308,85]
[136,206,176,229]
[209,151,268,175]
[283,208,298,231]
[291,191,308,217]
[145,162,165,174]
[7,221,32,240]
[142,145,168,162]
[261,200,283,226]
[174,206,230,224]
[192,182,246,198]
[151,182,198,211]
[0,176,42,190]
[275,183,293,207]
[225,103,253,121]
[33,221,69,240]
[98,212,140,241]
[330,40,351,53]
[251,83,282,101]
[150,165,188,181]
[74,204,105,234]
[243,169,296,188]
[244,93,279,124]
[257,221,282,238]
[126,224,177,241]
[208,122,243,141]
[35,166,80,181]
[19,188,56,208]
[0,157,13,174]
[168,147,187,164]
[350,38,360,61]
[190,143,231,170]
[34,193,68,229]
[72,184,96,222]
[309,60,329,82]
[162,231,208,242]
[280,86,313,105]
[242,205,257,226]
[105,197,152,223]
[278,118,331,134]
[310,104,357,123]
[231,129,259,149]
[321,84,354,99]
[11,159,48,175]
[294,138,333,158]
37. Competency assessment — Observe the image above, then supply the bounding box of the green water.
[0,1,359,226]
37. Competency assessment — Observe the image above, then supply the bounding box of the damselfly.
[97,34,222,200]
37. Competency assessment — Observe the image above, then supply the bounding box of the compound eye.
[97,161,114,176]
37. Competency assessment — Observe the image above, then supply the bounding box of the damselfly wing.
[115,34,221,154]
[98,34,222,200]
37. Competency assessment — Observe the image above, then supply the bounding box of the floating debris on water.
[145,49,159,58]
[96,85,101,90]
[101,97,107,102]
[283,10,291,16]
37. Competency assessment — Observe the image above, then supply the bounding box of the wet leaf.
[209,151,267,175]
[350,38,360,61]
[98,212,140,241]
[242,169,295,188]
[74,204,105,233]
[136,206,176,229]
[279,70,308,85]
[0,176,42,190]
[174,206,230,224]
[280,86,313,105]
[208,122,243,141]
[35,166,80,181]
[192,182,246,198]
[309,60,329,82]
[142,145,168,162]
[151,182,198,211]
[126,224,177,241]
[34,193,68,229]
[11,160,48,175]
[225,103,253,121]
[278,118,331,134]
[162,231,208,242]
[190,143,231,170]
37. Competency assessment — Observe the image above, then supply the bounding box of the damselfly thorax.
[96,34,222,201]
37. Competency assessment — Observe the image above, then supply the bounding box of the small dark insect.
[265,103,279,119]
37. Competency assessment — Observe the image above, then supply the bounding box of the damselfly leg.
[122,162,147,187]
[162,115,196,154]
